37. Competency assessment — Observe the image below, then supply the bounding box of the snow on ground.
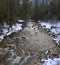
[42,58,60,65]
[15,23,22,32]
[2,28,8,35]
[41,22,51,29]
[51,28,60,35]
[0,20,23,42]
[53,35,60,45]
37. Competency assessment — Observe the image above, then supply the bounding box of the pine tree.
[33,0,39,21]
[19,0,32,20]
[0,0,19,25]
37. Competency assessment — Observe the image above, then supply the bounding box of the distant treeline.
[0,0,60,24]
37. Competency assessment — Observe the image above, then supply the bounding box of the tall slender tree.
[19,0,32,20]
[0,0,19,25]
[33,0,39,21]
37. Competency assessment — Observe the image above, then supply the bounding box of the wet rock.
[15,37,20,43]
[22,36,26,39]
[6,44,16,49]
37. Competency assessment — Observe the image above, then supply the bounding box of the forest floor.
[0,21,60,65]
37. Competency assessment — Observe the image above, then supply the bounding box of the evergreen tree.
[33,0,39,21]
[19,0,32,20]
[0,0,19,25]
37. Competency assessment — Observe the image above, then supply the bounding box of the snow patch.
[0,21,23,42]
[43,58,60,65]
[0,35,5,41]
[53,35,60,45]
[40,22,51,29]
[17,20,24,23]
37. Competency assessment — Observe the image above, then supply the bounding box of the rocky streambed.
[0,20,60,65]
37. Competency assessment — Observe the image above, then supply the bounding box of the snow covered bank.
[40,22,51,29]
[38,20,60,45]
[0,20,24,42]
[42,58,60,65]
[53,35,60,45]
